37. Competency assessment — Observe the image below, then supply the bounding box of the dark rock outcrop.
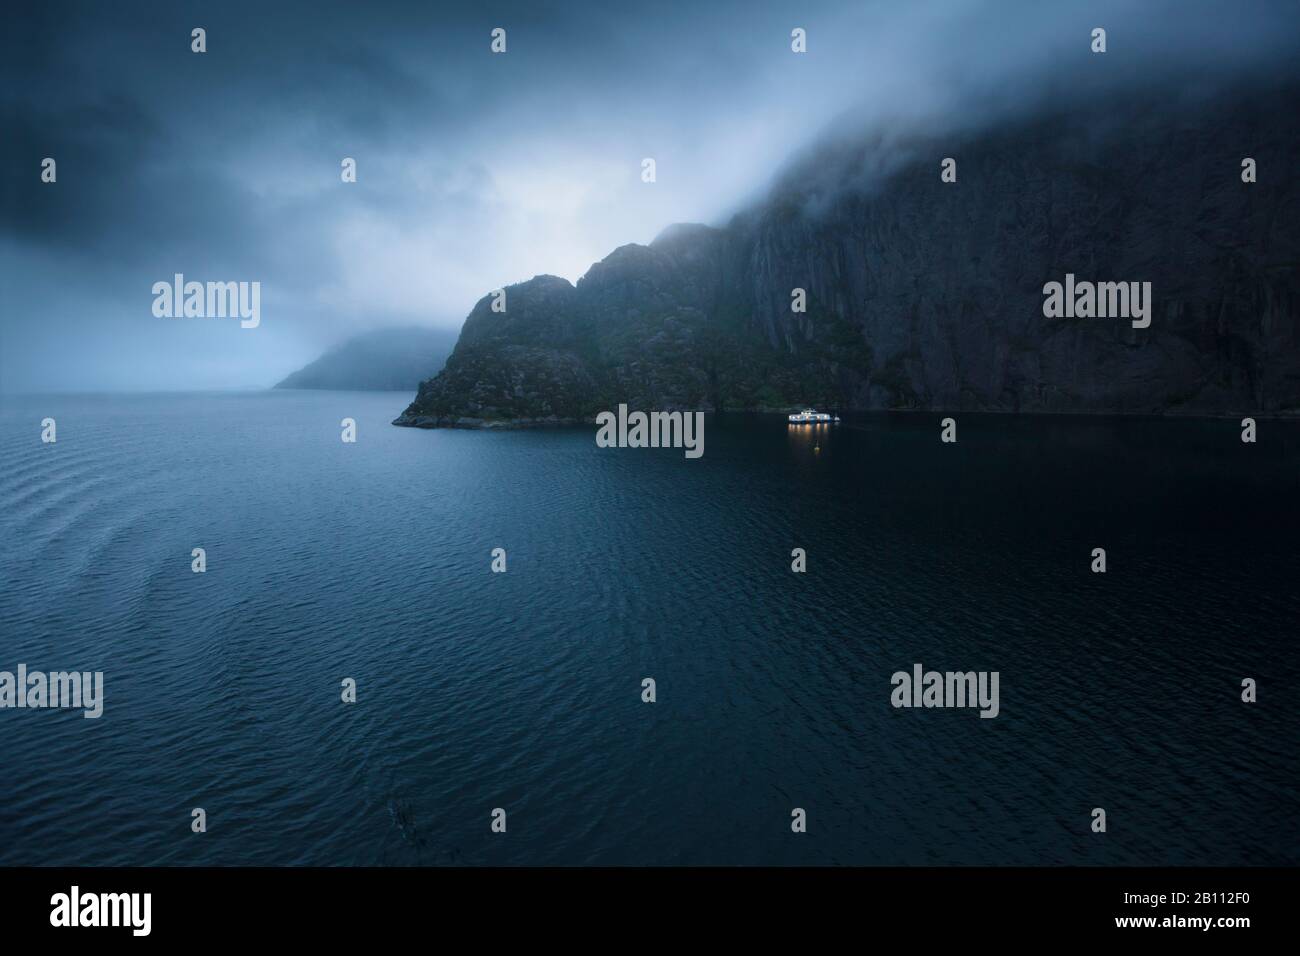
[396,86,1300,428]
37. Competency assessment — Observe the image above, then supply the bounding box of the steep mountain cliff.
[395,86,1300,427]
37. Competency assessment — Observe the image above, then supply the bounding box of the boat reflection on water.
[786,409,839,455]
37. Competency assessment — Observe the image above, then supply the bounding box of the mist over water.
[6,1,1300,392]
[1,392,1295,865]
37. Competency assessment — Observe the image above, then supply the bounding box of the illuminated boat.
[787,408,839,424]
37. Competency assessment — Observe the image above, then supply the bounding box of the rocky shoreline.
[391,402,814,429]
[391,413,589,429]
[394,406,1300,431]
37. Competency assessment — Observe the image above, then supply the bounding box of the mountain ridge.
[395,84,1300,428]
[277,326,457,391]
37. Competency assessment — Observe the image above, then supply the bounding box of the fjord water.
[1,391,1296,866]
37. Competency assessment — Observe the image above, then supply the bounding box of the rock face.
[395,86,1300,428]
[277,326,456,391]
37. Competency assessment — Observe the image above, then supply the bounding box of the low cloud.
[3,0,1297,391]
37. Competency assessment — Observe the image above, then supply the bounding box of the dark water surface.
[1,391,1296,865]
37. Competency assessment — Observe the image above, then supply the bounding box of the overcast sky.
[3,0,1297,391]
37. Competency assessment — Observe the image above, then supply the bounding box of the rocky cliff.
[395,86,1300,427]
